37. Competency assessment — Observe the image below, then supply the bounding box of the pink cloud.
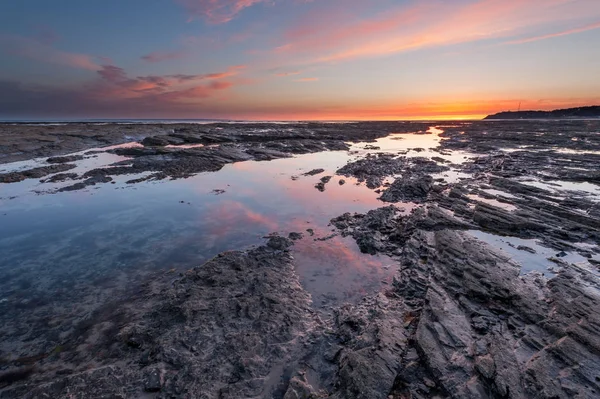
[90,64,242,101]
[141,50,187,63]
[175,0,269,23]
[294,77,318,82]
[271,0,600,64]
[274,70,301,77]
[0,34,100,70]
[504,20,600,45]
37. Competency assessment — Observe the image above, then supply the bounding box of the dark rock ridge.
[379,174,434,203]
[336,154,448,190]
[485,105,600,120]
[0,164,76,183]
[0,121,431,164]
[330,205,600,398]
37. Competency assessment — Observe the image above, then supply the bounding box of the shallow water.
[468,230,597,275]
[0,150,407,311]
[521,179,600,199]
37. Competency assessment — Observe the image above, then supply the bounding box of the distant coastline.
[484,105,600,120]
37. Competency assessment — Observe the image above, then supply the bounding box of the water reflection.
[349,126,473,165]
[469,230,596,275]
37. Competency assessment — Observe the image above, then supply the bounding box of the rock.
[339,179,346,185]
[363,145,381,150]
[46,155,84,164]
[143,368,164,392]
[315,176,332,192]
[142,135,186,147]
[40,173,78,183]
[379,174,433,203]
[0,164,77,183]
[337,154,408,189]
[283,375,317,399]
[517,245,536,254]
[330,203,600,399]
[266,235,294,251]
[288,232,304,241]
[304,168,325,176]
[58,175,113,192]
[329,294,407,399]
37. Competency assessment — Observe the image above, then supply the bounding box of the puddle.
[467,194,517,211]
[551,148,600,156]
[468,230,595,275]
[0,149,407,321]
[348,126,475,165]
[521,179,600,198]
[481,189,517,199]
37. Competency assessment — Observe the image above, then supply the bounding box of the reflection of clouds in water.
[0,130,436,313]
[204,200,279,236]
[292,236,396,305]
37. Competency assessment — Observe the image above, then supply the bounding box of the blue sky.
[1,0,599,119]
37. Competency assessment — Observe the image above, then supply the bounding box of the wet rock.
[331,204,600,399]
[337,154,408,189]
[517,245,536,254]
[46,155,84,164]
[315,233,337,242]
[315,176,332,192]
[472,202,545,237]
[0,164,76,183]
[283,374,318,399]
[379,174,433,203]
[266,235,294,251]
[331,206,404,254]
[141,135,186,147]
[0,367,34,388]
[289,232,304,241]
[304,168,325,176]
[58,175,113,192]
[49,140,351,191]
[329,294,407,399]
[143,367,164,392]
[40,172,78,183]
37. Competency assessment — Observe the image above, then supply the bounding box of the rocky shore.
[1,120,600,398]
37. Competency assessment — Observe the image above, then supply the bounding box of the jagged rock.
[379,175,433,203]
[289,232,304,240]
[0,164,76,183]
[304,168,325,176]
[46,155,84,164]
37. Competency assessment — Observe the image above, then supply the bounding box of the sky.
[0,0,599,120]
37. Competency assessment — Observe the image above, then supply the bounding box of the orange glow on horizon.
[230,97,599,121]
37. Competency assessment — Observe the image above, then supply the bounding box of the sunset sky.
[1,0,599,120]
